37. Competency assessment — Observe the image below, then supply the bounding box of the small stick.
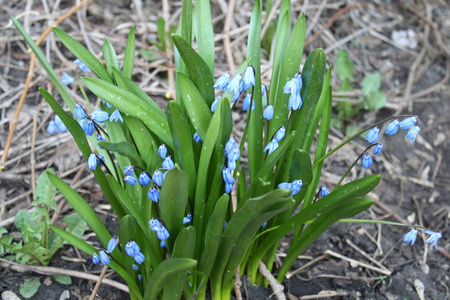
[89,265,108,300]
[259,261,286,300]
[325,250,391,276]
[234,267,243,300]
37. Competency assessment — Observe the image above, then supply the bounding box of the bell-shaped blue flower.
[139,171,151,186]
[288,92,302,110]
[74,103,85,120]
[193,132,202,143]
[423,230,442,249]
[124,165,134,175]
[278,182,291,190]
[261,84,266,96]
[284,73,302,94]
[183,212,192,224]
[91,110,109,123]
[227,146,240,162]
[373,143,383,155]
[148,186,160,203]
[47,120,57,135]
[97,134,106,143]
[399,116,417,130]
[213,72,231,90]
[157,225,170,241]
[320,186,330,197]
[88,153,99,170]
[132,264,139,271]
[152,170,164,186]
[79,119,95,136]
[222,168,235,184]
[134,252,146,264]
[98,250,110,265]
[225,136,237,155]
[124,175,137,185]
[263,139,279,155]
[225,183,233,193]
[107,237,118,253]
[138,274,143,281]
[158,144,167,159]
[101,100,112,108]
[228,160,236,171]
[92,252,99,264]
[274,126,286,142]
[242,66,255,91]
[227,74,242,94]
[211,95,221,112]
[109,109,123,123]
[74,58,91,72]
[54,116,67,133]
[263,105,274,120]
[242,93,252,111]
[290,179,303,195]
[125,240,140,257]
[149,218,161,232]
[406,126,420,142]
[402,228,418,246]
[362,154,373,169]
[61,72,74,85]
[366,126,380,143]
[385,119,399,135]
[162,156,175,169]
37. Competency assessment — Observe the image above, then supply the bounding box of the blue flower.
[385,119,399,135]
[124,175,137,185]
[107,237,118,253]
[160,240,167,248]
[320,186,330,197]
[54,116,67,133]
[261,222,267,229]
[74,103,85,120]
[403,228,418,246]
[148,186,160,203]
[139,171,151,186]
[284,73,302,95]
[225,136,237,155]
[125,240,140,257]
[47,120,57,135]
[152,170,164,186]
[423,230,442,249]
[373,143,383,155]
[261,84,266,96]
[88,153,99,170]
[138,274,143,281]
[79,119,95,136]
[399,116,417,130]
[288,92,302,110]
[132,264,139,271]
[211,95,221,112]
[290,179,303,195]
[225,183,233,193]
[406,126,420,142]
[228,160,236,171]
[263,105,274,120]
[102,100,112,108]
[231,90,241,103]
[213,72,231,90]
[278,182,291,190]
[97,134,106,143]
[91,110,109,123]
[242,93,252,111]
[222,168,235,184]
[109,109,123,123]
[366,126,380,143]
[157,225,170,241]
[274,126,286,142]
[362,154,373,169]
[193,132,202,143]
[227,74,242,94]
[242,66,255,91]
[134,252,146,264]
[183,212,192,224]
[92,252,99,264]
[98,250,110,265]
[158,144,167,159]
[61,72,74,85]
[74,58,91,72]
[227,146,240,163]
[149,218,161,232]
[162,156,175,169]
[124,166,134,175]
[263,139,279,155]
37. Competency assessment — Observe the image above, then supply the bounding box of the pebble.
[59,290,70,300]
[1,291,21,300]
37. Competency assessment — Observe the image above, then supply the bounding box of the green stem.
[337,219,430,230]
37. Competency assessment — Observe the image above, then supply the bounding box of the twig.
[259,261,286,300]
[163,0,175,99]
[286,254,328,279]
[89,265,108,300]
[234,267,243,300]
[325,250,392,276]
[223,0,237,73]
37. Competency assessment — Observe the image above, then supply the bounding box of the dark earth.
[0,0,448,299]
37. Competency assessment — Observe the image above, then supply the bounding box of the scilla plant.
[13,1,441,299]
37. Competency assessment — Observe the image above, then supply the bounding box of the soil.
[0,1,449,300]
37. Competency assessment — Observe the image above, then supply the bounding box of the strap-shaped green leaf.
[143,258,197,300]
[99,141,146,169]
[193,0,214,73]
[172,35,215,106]
[277,197,374,280]
[102,38,120,75]
[123,27,135,79]
[83,77,173,149]
[52,27,113,83]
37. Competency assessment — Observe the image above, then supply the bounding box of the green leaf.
[143,258,198,300]
[336,50,354,82]
[123,27,136,78]
[102,38,120,75]
[157,18,166,51]
[361,72,381,94]
[62,213,87,238]
[14,210,35,232]
[193,0,214,73]
[33,168,57,210]
[52,274,72,285]
[364,91,386,110]
[20,278,40,298]
[98,141,146,169]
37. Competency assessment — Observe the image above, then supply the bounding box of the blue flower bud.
[139,171,151,186]
[107,237,118,253]
[242,66,255,90]
[362,154,373,169]
[79,119,95,136]
[261,84,266,96]
[158,144,168,159]
[213,72,231,90]
[278,182,291,190]
[101,100,112,108]
[74,103,86,120]
[385,119,399,135]
[263,139,279,155]
[274,126,286,142]
[160,240,167,248]
[132,264,139,271]
[211,95,221,112]
[373,143,383,155]
[232,90,241,103]
[92,252,99,264]
[193,132,202,143]
[125,240,140,257]
[320,186,330,197]
[149,218,161,232]
[54,116,67,133]
[91,110,109,123]
[134,252,146,264]
[399,116,417,130]
[162,156,175,169]
[290,179,303,195]
[99,250,110,265]
[74,58,91,72]
[406,126,420,142]
[183,212,192,224]
[242,93,252,111]
[223,221,228,229]
[402,228,418,246]
[109,109,123,123]
[261,222,267,229]
[88,153,98,170]
[228,160,236,171]
[284,73,302,94]
[61,72,74,85]
[222,168,235,184]
[148,186,160,203]
[47,120,57,135]
[138,274,143,281]
[366,126,380,143]
[263,105,274,120]
[124,166,134,175]
[225,136,237,155]
[152,170,164,186]
[124,175,137,185]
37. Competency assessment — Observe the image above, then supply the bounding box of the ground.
[0,1,449,299]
